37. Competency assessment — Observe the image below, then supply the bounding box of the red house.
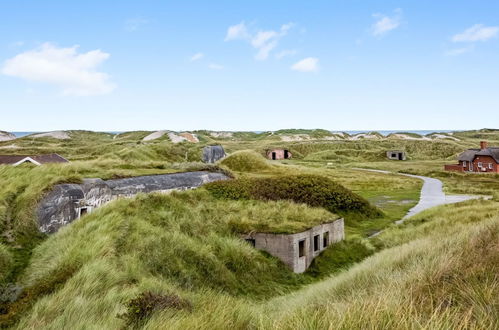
[444,141,499,173]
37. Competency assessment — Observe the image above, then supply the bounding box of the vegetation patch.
[205,174,382,219]
[220,150,273,172]
[120,291,192,327]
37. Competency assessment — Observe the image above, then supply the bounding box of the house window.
[313,235,320,252]
[478,162,483,168]
[298,239,306,257]
[462,161,467,167]
[323,232,329,248]
[489,163,493,170]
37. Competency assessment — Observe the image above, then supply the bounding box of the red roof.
[0,153,69,165]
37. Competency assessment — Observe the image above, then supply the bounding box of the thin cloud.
[1,43,115,96]
[452,24,499,42]
[291,57,319,72]
[275,49,297,59]
[208,63,224,70]
[225,22,294,60]
[125,17,149,32]
[190,52,204,62]
[444,46,474,56]
[371,9,402,36]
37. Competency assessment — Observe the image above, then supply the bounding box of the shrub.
[120,291,192,327]
[220,150,273,172]
[0,244,13,283]
[205,174,382,218]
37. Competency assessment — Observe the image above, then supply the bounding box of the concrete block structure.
[202,145,226,163]
[37,171,229,233]
[266,148,292,160]
[386,150,406,161]
[243,218,344,273]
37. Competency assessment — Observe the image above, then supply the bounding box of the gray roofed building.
[0,153,69,166]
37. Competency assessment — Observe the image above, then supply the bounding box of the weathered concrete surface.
[245,218,344,273]
[37,171,229,234]
[202,145,226,163]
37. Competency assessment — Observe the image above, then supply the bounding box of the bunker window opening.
[313,235,320,252]
[245,239,256,247]
[298,239,305,257]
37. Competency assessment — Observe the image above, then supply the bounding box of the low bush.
[120,291,192,327]
[205,174,382,218]
[220,150,273,172]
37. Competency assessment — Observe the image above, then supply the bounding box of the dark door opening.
[272,152,276,160]
[284,150,289,159]
[298,239,305,257]
[323,232,329,248]
[313,235,320,252]
[80,207,88,217]
[398,153,403,160]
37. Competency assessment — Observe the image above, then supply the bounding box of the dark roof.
[457,148,499,163]
[0,153,69,165]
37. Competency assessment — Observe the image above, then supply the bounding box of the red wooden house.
[444,141,499,173]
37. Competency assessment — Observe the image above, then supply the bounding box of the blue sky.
[1,1,499,131]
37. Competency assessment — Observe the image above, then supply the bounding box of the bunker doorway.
[398,153,403,160]
[272,152,276,160]
[284,150,289,159]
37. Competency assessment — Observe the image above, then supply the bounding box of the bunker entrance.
[272,152,276,160]
[323,232,329,248]
[284,150,289,159]
[313,235,320,252]
[298,239,306,257]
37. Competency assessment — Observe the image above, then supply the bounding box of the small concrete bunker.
[266,148,292,160]
[386,150,406,161]
[37,171,229,233]
[202,145,226,163]
[243,218,344,273]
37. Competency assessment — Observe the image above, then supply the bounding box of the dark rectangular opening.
[284,150,289,159]
[398,153,403,160]
[323,232,329,248]
[313,235,320,252]
[80,207,88,217]
[272,152,276,160]
[245,239,256,247]
[298,239,305,257]
[391,153,397,158]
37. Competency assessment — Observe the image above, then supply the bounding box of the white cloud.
[275,49,297,59]
[125,17,149,31]
[1,43,115,96]
[452,24,499,42]
[225,22,250,41]
[190,52,204,61]
[208,63,224,70]
[291,57,319,72]
[371,9,402,36]
[225,22,294,60]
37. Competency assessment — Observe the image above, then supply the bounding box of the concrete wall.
[266,149,292,160]
[246,218,344,273]
[37,171,229,234]
[386,151,406,160]
[202,145,226,163]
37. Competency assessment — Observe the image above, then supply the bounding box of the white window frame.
[489,163,493,170]
[478,162,483,168]
[462,161,467,167]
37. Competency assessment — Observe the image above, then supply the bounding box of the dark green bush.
[120,291,192,327]
[205,174,382,218]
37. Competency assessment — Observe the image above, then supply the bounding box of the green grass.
[219,150,274,173]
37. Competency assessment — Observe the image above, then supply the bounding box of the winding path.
[354,169,490,236]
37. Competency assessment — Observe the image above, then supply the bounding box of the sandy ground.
[143,130,168,141]
[30,131,70,139]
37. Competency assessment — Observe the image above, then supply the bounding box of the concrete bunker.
[202,145,226,163]
[386,150,406,161]
[266,148,292,160]
[242,218,344,273]
[37,171,229,234]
